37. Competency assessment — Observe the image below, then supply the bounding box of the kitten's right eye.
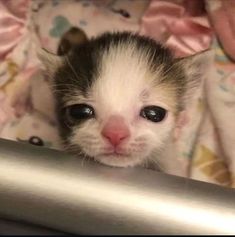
[65,104,95,123]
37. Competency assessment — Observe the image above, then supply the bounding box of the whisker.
[65,55,82,82]
[149,157,166,172]
[135,136,146,142]
[78,135,98,140]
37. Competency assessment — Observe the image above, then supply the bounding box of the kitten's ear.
[175,49,214,107]
[57,27,88,55]
[37,48,64,77]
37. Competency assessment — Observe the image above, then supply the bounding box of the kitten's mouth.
[95,150,143,168]
[100,151,131,157]
[93,146,147,167]
[99,146,132,157]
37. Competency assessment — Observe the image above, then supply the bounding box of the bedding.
[0,0,235,187]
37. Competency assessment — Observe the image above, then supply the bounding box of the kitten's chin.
[94,154,145,168]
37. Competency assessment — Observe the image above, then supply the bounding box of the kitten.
[39,29,212,175]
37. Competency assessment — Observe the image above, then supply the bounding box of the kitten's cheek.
[136,143,147,150]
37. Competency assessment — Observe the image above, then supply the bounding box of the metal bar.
[0,218,67,235]
[0,138,235,235]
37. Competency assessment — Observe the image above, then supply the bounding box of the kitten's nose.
[101,116,130,146]
[102,129,129,146]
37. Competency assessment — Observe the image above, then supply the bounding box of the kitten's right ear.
[37,48,64,77]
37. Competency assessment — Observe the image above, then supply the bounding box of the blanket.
[0,0,235,187]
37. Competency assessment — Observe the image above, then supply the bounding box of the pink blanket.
[1,0,235,187]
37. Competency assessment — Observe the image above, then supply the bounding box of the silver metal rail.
[0,138,235,235]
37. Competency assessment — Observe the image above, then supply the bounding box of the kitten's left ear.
[37,48,64,77]
[175,49,214,106]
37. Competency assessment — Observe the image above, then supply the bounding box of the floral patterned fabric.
[0,0,235,187]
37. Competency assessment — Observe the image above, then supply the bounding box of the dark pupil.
[67,104,94,121]
[29,136,44,146]
[140,106,166,122]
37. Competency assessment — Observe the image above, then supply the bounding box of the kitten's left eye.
[65,104,95,122]
[140,106,167,122]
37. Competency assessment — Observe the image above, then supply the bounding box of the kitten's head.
[39,31,212,168]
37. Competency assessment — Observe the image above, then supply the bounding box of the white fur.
[69,42,176,168]
[39,38,211,174]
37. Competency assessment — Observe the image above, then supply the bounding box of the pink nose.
[101,116,130,146]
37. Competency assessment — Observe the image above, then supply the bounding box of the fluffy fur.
[39,31,212,172]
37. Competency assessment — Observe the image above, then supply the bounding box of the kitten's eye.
[140,106,167,122]
[65,104,95,122]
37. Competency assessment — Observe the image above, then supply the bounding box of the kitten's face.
[40,32,211,168]
[66,54,178,167]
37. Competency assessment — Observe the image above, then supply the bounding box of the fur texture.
[39,31,212,172]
